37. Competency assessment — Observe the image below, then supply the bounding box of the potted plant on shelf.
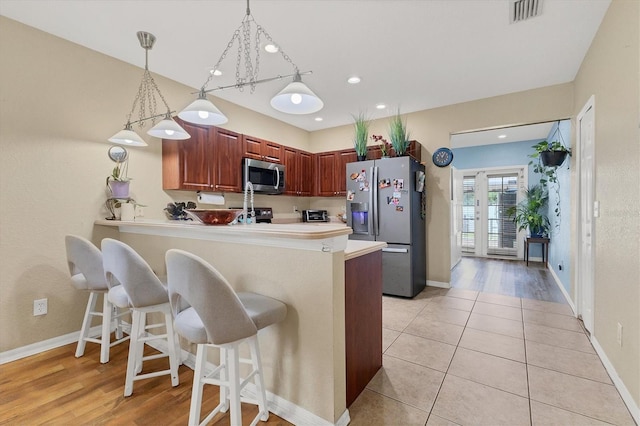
[106,159,131,199]
[506,184,550,238]
[352,112,370,161]
[388,110,410,156]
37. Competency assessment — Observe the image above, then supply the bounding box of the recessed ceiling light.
[209,68,222,76]
[347,76,361,84]
[376,103,386,109]
[264,43,279,53]
[498,134,507,139]
[314,117,323,122]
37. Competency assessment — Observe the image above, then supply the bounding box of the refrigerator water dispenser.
[350,202,369,234]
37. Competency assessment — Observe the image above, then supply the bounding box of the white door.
[577,97,596,333]
[459,167,525,258]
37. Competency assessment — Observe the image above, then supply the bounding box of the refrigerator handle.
[372,166,379,236]
[368,166,374,236]
[382,247,409,253]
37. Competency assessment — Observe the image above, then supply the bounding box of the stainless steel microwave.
[243,158,286,194]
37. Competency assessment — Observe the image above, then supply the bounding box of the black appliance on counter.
[230,207,273,223]
[301,209,329,222]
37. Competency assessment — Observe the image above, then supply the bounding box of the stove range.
[231,207,273,223]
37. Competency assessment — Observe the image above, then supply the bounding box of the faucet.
[242,181,255,225]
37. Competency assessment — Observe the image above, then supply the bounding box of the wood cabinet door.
[242,135,263,160]
[298,151,314,196]
[262,140,282,163]
[243,135,282,163]
[212,128,242,192]
[336,150,358,195]
[316,152,338,196]
[283,146,298,195]
[179,122,213,191]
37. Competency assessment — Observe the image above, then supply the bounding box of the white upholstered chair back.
[65,235,107,291]
[101,238,168,308]
[165,249,258,345]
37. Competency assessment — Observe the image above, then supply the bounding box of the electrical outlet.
[33,298,47,316]
[617,323,623,346]
[293,205,298,213]
[135,205,144,217]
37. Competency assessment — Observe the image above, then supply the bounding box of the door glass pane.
[462,176,475,252]
[487,173,518,256]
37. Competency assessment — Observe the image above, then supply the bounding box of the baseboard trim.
[3,327,348,425]
[427,280,450,289]
[547,265,576,315]
[0,325,103,365]
[590,337,640,424]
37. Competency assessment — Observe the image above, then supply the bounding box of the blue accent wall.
[545,120,572,293]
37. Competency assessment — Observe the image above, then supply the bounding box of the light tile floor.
[348,287,636,426]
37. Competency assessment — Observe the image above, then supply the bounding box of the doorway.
[456,167,526,259]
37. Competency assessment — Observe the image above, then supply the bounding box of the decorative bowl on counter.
[184,209,243,225]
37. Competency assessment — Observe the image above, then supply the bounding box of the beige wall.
[573,0,640,408]
[0,17,309,352]
[310,84,574,283]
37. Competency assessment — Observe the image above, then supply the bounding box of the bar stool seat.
[102,238,181,397]
[65,235,128,363]
[165,249,287,426]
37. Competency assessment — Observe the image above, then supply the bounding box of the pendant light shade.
[270,73,323,115]
[147,114,191,140]
[108,123,148,147]
[178,92,228,126]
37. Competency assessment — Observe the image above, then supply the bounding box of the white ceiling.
[0,0,610,132]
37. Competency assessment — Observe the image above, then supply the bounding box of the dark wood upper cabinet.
[283,147,314,196]
[162,119,242,192]
[315,149,357,196]
[243,135,283,163]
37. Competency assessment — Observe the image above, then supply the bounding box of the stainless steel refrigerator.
[346,157,426,297]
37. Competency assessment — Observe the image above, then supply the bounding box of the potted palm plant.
[388,110,410,156]
[352,112,370,161]
[506,184,550,238]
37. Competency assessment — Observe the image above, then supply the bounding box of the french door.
[460,167,526,258]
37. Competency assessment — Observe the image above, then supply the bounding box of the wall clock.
[432,147,453,167]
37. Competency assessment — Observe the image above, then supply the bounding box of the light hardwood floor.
[0,340,291,425]
[451,256,567,303]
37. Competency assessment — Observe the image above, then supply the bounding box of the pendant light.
[179,0,322,124]
[109,31,189,145]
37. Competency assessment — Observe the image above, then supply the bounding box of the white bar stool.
[165,249,287,426]
[102,238,181,397]
[65,235,128,363]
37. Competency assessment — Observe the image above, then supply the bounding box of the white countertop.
[95,219,385,259]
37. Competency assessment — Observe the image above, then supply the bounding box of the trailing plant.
[388,110,410,156]
[505,184,550,237]
[529,135,571,219]
[352,112,370,157]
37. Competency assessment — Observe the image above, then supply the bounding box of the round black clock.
[432,147,453,167]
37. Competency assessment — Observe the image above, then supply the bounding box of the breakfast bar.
[94,219,385,426]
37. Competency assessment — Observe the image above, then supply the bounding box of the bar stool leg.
[164,309,180,387]
[124,310,143,397]
[100,294,112,363]
[189,344,207,426]
[219,347,229,413]
[249,336,269,421]
[227,346,242,426]
[76,292,98,358]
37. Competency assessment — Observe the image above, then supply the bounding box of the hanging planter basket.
[540,150,569,167]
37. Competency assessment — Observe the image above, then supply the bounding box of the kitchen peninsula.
[94,219,385,426]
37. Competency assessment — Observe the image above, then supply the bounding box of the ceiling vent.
[510,0,543,23]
